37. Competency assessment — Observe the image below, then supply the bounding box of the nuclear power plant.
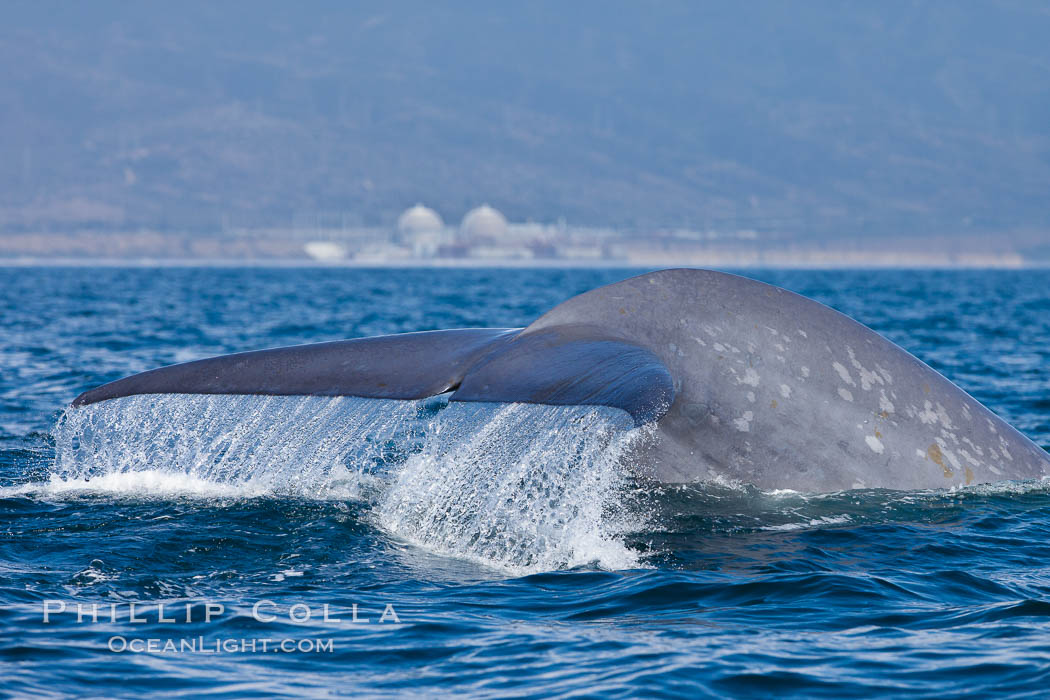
[284,204,1024,268]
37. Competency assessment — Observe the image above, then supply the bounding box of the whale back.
[522,269,1050,490]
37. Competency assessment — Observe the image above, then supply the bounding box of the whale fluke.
[72,326,675,426]
[73,328,519,406]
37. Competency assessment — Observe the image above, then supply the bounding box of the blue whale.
[73,269,1050,492]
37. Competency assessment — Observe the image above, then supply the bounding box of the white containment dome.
[397,204,444,235]
[461,204,508,240]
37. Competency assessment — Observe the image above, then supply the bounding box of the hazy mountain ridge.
[2,1,1048,246]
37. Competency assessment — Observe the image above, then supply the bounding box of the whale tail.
[72,325,676,427]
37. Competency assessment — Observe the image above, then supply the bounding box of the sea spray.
[375,402,648,574]
[51,394,420,499]
[49,394,650,572]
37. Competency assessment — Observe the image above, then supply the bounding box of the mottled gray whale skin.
[73,269,1049,492]
[524,269,1049,491]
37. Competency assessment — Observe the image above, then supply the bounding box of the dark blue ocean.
[2,267,1050,698]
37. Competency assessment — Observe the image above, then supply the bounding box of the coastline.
[1,255,1045,269]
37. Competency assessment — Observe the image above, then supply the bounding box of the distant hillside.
[2,1,1049,248]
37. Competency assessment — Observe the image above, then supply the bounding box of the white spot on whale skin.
[918,400,938,425]
[938,442,963,471]
[846,345,882,391]
[797,329,808,338]
[934,403,954,430]
[800,366,810,378]
[746,391,756,403]
[878,391,895,414]
[779,384,791,398]
[838,387,854,402]
[713,342,727,352]
[741,368,761,387]
[865,435,885,454]
[832,362,855,386]
[733,411,754,432]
